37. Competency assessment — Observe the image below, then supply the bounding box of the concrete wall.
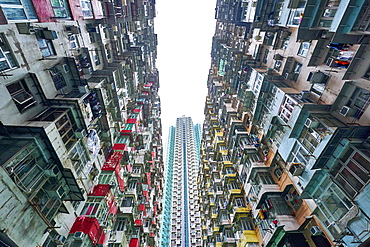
[0,168,47,246]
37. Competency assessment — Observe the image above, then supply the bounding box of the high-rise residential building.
[0,1,164,246]
[160,117,202,247]
[199,0,370,247]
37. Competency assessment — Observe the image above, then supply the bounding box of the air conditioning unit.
[44,165,60,177]
[75,129,87,138]
[88,26,99,33]
[62,64,69,73]
[273,54,284,60]
[66,26,80,34]
[82,67,93,75]
[307,71,325,83]
[305,118,319,128]
[289,163,304,176]
[284,72,291,80]
[74,231,84,240]
[300,90,310,99]
[46,185,66,199]
[42,30,58,40]
[54,235,66,245]
[310,226,323,236]
[339,106,358,117]
[285,193,294,202]
[78,85,89,94]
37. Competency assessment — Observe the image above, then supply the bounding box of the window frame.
[37,37,56,57]
[0,0,37,22]
[50,0,71,18]
[330,146,370,198]
[0,33,18,72]
[297,42,310,57]
[6,79,37,113]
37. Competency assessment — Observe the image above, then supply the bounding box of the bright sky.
[155,0,217,146]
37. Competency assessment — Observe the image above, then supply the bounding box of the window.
[80,0,93,18]
[228,181,240,190]
[288,8,304,25]
[347,87,370,118]
[289,143,310,166]
[257,172,275,184]
[274,60,282,71]
[114,217,127,231]
[105,44,111,60]
[323,8,337,17]
[132,166,141,173]
[299,126,322,153]
[0,0,37,21]
[49,66,66,90]
[281,36,290,50]
[2,140,46,192]
[94,49,101,66]
[330,146,370,198]
[69,140,88,175]
[263,49,269,63]
[6,79,37,112]
[82,198,108,219]
[293,62,302,73]
[310,82,326,96]
[234,197,245,207]
[69,34,79,49]
[297,42,310,57]
[239,217,254,230]
[318,19,332,28]
[0,34,18,72]
[313,180,353,229]
[50,0,71,18]
[38,38,56,57]
[279,95,297,123]
[55,111,76,150]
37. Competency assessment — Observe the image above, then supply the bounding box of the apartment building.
[160,117,202,247]
[0,0,163,246]
[199,0,370,246]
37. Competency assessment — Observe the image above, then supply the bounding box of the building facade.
[160,117,202,247]
[0,0,164,246]
[199,0,370,247]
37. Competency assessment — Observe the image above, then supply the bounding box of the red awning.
[129,238,140,247]
[88,184,111,197]
[134,219,143,226]
[115,165,125,192]
[151,151,156,158]
[108,201,117,215]
[126,118,137,124]
[146,172,151,190]
[120,129,132,135]
[139,204,145,211]
[70,216,106,245]
[153,206,157,216]
[132,108,141,113]
[102,152,123,171]
[143,191,149,202]
[113,143,127,151]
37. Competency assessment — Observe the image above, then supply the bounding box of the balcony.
[234,230,259,246]
[249,184,281,212]
[239,136,259,154]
